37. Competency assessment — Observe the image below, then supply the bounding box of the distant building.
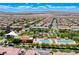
[5,31,18,39]
[20,35,33,43]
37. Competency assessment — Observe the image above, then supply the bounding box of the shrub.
[41,43,50,48]
[14,45,20,48]
[23,45,29,49]
[12,38,21,44]
[52,49,57,52]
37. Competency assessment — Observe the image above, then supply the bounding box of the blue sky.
[0,3,79,12]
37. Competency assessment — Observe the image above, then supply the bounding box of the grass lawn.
[52,49,58,52]
[58,49,71,53]
[0,37,3,40]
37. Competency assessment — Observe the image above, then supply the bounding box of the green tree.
[12,38,21,44]
[0,31,6,36]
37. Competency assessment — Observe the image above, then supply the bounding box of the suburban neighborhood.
[0,3,79,55]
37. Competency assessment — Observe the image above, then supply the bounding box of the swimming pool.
[34,39,53,44]
[39,40,51,43]
[56,39,76,44]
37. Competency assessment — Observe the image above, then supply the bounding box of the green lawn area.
[0,37,3,40]
[14,44,21,48]
[59,49,71,53]
[51,44,79,53]
[52,49,58,52]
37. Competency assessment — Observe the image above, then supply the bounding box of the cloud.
[0,4,78,12]
[32,6,47,10]
[0,5,33,12]
[37,6,47,9]
[46,5,77,9]
[0,5,13,10]
[16,6,32,9]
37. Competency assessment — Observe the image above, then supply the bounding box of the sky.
[0,3,79,12]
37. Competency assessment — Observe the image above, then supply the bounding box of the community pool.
[39,40,52,43]
[57,39,76,44]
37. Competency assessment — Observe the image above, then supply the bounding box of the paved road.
[51,18,61,38]
[32,47,52,55]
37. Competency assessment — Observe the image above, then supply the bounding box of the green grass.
[0,37,3,40]
[14,45,20,48]
[52,49,57,52]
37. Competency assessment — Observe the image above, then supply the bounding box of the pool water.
[39,40,51,43]
[57,40,75,44]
